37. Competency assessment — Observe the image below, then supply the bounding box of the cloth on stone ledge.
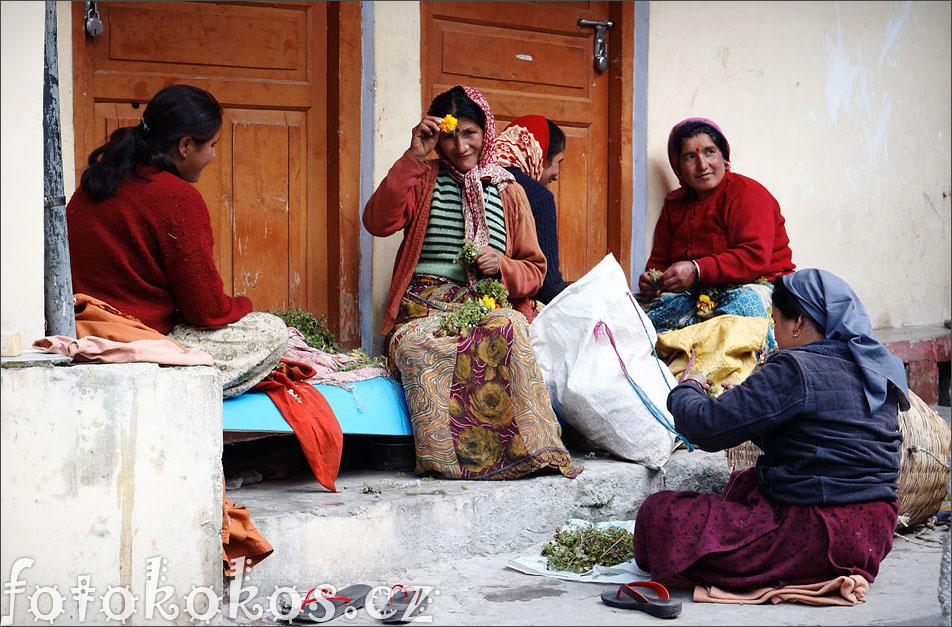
[34,335,213,366]
[281,327,389,389]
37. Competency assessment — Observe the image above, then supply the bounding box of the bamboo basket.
[896,391,951,528]
[726,390,951,528]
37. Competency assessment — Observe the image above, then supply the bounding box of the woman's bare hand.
[661,261,698,293]
[409,115,444,161]
[682,373,712,392]
[476,245,500,277]
[638,271,660,298]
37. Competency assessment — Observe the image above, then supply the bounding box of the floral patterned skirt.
[170,311,287,398]
[388,275,580,480]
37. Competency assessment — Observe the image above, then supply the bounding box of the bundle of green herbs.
[271,309,388,373]
[271,309,339,353]
[439,279,511,336]
[453,238,481,267]
[540,522,634,574]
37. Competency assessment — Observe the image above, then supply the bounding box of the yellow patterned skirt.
[388,275,580,480]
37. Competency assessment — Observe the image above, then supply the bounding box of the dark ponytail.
[80,84,222,201]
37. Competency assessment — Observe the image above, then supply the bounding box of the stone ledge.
[1,363,224,626]
[878,326,951,406]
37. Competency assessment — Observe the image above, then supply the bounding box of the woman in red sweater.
[637,118,795,349]
[363,85,577,480]
[67,84,286,397]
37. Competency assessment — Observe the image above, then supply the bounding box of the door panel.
[72,1,349,331]
[422,1,618,282]
[229,110,308,311]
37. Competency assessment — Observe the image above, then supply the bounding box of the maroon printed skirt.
[634,467,898,589]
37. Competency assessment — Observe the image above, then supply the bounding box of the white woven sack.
[529,254,678,469]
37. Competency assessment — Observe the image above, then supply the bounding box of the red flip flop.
[600,581,682,619]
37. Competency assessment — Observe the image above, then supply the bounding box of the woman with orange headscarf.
[495,115,571,305]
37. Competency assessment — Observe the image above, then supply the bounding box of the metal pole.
[43,0,75,338]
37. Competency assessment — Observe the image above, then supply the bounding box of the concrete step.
[222,445,729,607]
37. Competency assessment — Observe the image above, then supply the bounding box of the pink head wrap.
[433,85,514,289]
[665,117,731,200]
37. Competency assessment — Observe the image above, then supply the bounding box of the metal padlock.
[85,1,104,38]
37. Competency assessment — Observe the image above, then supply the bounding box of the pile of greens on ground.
[540,522,634,574]
[270,309,386,371]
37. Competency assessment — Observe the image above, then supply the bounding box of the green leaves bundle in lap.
[453,238,480,267]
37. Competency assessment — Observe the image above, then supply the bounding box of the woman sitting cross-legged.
[362,85,579,480]
[637,117,796,349]
[67,84,286,397]
[634,268,910,593]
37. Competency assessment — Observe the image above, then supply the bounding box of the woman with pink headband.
[363,85,578,481]
[638,118,796,349]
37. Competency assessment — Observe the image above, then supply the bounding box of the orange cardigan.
[363,151,546,335]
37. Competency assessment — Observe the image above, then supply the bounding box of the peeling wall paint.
[368,1,421,355]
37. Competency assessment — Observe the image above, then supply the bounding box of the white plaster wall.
[1,364,223,625]
[369,1,421,354]
[1,1,46,345]
[646,0,951,328]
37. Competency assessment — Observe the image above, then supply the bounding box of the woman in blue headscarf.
[633,268,909,592]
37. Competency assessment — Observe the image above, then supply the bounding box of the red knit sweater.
[646,172,795,286]
[67,167,252,334]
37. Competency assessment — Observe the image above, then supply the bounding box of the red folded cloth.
[251,359,343,492]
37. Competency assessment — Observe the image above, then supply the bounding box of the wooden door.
[72,1,364,344]
[421,1,633,282]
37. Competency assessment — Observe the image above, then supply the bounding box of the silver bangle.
[691,260,701,283]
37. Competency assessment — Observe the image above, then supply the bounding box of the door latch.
[578,19,613,73]
[84,1,104,38]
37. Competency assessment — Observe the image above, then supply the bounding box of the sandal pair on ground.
[601,581,683,619]
[278,584,430,624]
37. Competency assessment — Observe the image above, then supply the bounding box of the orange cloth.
[73,293,181,345]
[693,574,869,606]
[250,359,343,492]
[222,486,274,577]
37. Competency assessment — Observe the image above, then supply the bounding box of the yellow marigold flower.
[439,114,458,134]
[698,294,711,303]
[480,295,498,310]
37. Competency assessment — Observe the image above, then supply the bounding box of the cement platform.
[221,438,950,626]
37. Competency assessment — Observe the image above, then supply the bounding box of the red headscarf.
[665,117,731,201]
[434,85,514,289]
[495,115,550,182]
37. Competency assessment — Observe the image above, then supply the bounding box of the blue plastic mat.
[222,376,412,436]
